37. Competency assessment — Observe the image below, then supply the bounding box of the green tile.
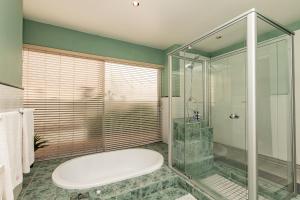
[18,142,219,200]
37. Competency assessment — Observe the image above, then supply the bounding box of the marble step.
[80,170,202,200]
[143,187,189,200]
[84,165,179,200]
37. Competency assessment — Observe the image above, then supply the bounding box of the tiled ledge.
[85,166,178,199]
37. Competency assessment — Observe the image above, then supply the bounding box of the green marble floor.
[143,187,188,200]
[17,141,300,200]
[189,160,299,200]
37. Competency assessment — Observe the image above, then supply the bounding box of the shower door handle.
[229,113,239,119]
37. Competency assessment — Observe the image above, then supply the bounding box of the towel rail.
[0,165,4,174]
[19,108,35,115]
[0,109,35,120]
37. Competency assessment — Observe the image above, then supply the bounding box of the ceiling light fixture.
[132,1,140,7]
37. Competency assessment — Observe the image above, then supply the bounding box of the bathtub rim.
[52,148,164,190]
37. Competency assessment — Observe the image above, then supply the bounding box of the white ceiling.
[23,0,300,50]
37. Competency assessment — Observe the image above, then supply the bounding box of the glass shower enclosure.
[168,9,296,200]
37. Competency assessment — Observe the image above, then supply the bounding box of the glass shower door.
[179,18,249,200]
[183,58,208,179]
[170,10,295,200]
[256,18,296,199]
[204,52,248,199]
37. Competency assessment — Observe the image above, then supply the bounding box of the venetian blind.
[22,48,105,159]
[104,62,161,150]
[23,48,161,159]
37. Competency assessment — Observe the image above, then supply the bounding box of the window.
[22,48,161,159]
[104,62,161,150]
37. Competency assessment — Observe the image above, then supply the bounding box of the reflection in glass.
[170,11,295,200]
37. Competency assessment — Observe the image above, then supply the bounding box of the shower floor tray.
[200,174,268,200]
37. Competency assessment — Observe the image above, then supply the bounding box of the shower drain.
[96,189,101,195]
[200,174,268,200]
[70,192,89,200]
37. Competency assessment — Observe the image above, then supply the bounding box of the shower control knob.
[229,113,239,119]
[96,190,101,196]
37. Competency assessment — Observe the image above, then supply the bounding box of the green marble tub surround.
[18,142,207,200]
[87,165,178,200]
[143,142,168,164]
[19,141,294,200]
[19,157,73,200]
[142,187,188,200]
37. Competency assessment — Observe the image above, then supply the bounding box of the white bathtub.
[52,148,164,190]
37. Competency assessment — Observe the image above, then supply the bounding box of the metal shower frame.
[167,8,296,200]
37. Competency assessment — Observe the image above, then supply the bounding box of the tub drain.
[96,189,101,195]
[76,192,89,200]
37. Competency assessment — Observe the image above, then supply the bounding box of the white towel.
[0,111,23,200]
[22,109,35,173]
[0,164,5,200]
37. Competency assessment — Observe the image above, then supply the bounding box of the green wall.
[0,0,23,87]
[23,19,164,66]
[20,17,300,97]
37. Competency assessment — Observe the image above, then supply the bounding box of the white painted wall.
[211,52,247,150]
[0,84,23,112]
[161,97,169,144]
[160,96,186,144]
[211,38,293,161]
[294,30,300,165]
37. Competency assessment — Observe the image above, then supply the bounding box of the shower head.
[185,63,194,69]
[185,55,201,70]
